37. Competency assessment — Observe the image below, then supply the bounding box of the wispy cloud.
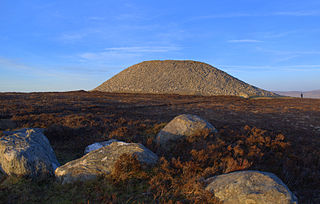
[194,10,320,20]
[193,13,257,19]
[274,10,320,16]
[79,52,140,61]
[253,47,320,62]
[88,16,105,21]
[257,48,320,55]
[0,57,37,73]
[79,46,181,61]
[227,39,263,43]
[0,57,101,79]
[58,29,101,42]
[0,57,107,92]
[105,46,181,52]
[59,33,88,41]
[274,55,300,63]
[255,31,297,39]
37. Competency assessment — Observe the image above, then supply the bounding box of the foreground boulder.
[0,119,17,130]
[205,170,298,204]
[156,114,217,150]
[55,141,158,184]
[84,139,119,154]
[0,128,60,178]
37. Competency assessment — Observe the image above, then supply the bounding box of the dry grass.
[0,91,319,203]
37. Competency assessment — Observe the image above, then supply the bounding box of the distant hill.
[94,60,277,97]
[274,90,320,99]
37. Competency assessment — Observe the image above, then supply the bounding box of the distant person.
[301,92,303,98]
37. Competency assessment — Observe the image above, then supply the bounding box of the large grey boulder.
[55,141,158,184]
[84,139,119,154]
[0,128,60,178]
[156,114,217,150]
[205,170,298,204]
[0,119,17,130]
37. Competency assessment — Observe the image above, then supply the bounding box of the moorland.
[0,91,319,203]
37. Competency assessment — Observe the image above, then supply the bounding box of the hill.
[274,89,320,98]
[94,60,277,97]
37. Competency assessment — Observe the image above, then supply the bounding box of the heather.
[0,91,319,203]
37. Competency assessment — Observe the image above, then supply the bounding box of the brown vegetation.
[0,91,320,203]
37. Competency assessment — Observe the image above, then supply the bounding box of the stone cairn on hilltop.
[94,60,278,97]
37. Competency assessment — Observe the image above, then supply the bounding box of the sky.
[0,0,320,92]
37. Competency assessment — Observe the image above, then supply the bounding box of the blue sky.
[0,0,320,92]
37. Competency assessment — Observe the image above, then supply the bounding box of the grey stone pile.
[94,60,277,97]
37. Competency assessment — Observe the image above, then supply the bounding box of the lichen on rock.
[0,128,60,179]
[205,170,298,204]
[156,114,217,151]
[55,141,158,184]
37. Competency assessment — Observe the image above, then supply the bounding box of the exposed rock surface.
[205,170,298,204]
[84,139,119,154]
[0,128,60,178]
[94,60,277,97]
[156,114,217,151]
[55,141,158,184]
[0,119,17,130]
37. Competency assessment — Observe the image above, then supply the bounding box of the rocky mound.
[94,60,277,97]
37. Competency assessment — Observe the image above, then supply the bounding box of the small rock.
[55,141,158,184]
[239,92,250,98]
[84,139,119,154]
[0,128,60,178]
[205,170,298,204]
[156,114,217,151]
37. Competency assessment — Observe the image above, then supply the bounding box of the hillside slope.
[94,60,277,97]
